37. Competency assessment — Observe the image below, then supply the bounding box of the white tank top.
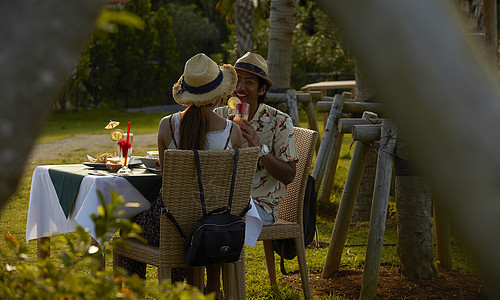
[167,112,233,150]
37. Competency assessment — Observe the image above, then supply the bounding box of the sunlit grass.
[39,109,168,142]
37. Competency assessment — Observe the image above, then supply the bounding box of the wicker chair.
[113,147,259,299]
[256,127,318,299]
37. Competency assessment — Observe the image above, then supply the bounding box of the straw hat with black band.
[173,53,237,107]
[234,52,273,87]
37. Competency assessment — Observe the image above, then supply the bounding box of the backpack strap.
[226,148,239,213]
[161,203,187,239]
[192,149,207,215]
[164,149,243,238]
[193,148,239,214]
[169,116,178,148]
[223,122,233,150]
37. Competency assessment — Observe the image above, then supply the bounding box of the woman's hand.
[238,119,260,147]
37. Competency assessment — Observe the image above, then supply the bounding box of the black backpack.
[163,149,249,266]
[272,175,317,274]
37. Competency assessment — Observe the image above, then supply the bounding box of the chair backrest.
[278,127,318,224]
[160,147,259,266]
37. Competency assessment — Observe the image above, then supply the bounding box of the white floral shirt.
[215,103,298,221]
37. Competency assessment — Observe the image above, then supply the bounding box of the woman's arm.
[157,115,173,172]
[230,121,248,149]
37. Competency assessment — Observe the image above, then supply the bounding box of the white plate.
[139,157,160,169]
[83,162,107,169]
[83,157,142,170]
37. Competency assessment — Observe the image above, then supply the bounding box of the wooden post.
[320,112,380,207]
[351,124,381,143]
[318,112,379,208]
[433,193,452,269]
[338,118,382,134]
[312,94,345,193]
[267,91,299,126]
[297,92,321,152]
[317,101,384,115]
[286,89,300,126]
[360,120,397,300]
[318,130,344,207]
[321,133,370,278]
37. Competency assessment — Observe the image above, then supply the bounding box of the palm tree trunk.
[267,0,296,91]
[235,0,255,57]
[395,174,438,279]
[351,61,377,222]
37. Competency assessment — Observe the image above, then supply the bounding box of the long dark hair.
[178,105,210,150]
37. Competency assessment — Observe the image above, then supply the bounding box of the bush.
[0,191,207,299]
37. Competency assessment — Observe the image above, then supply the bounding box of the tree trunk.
[319,0,500,295]
[395,174,438,279]
[267,0,296,91]
[351,60,377,223]
[481,0,497,65]
[354,61,375,101]
[0,1,103,211]
[458,0,497,65]
[235,0,255,57]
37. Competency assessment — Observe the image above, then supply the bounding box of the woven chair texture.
[113,147,259,299]
[256,127,318,299]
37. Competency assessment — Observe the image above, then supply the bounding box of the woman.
[122,53,246,299]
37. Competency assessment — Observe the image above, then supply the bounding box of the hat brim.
[234,66,273,87]
[172,64,237,107]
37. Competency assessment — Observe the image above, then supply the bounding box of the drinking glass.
[117,133,133,175]
[227,96,240,119]
[233,102,249,123]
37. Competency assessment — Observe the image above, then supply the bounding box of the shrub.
[0,191,206,299]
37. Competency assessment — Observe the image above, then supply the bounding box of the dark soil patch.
[283,267,486,299]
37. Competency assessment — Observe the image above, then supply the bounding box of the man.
[215,52,298,225]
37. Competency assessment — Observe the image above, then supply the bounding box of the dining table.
[301,80,356,97]
[26,162,263,258]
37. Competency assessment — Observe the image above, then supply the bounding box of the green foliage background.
[60,0,354,111]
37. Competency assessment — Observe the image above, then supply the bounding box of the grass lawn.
[0,108,479,299]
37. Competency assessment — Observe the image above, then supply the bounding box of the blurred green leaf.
[96,8,145,32]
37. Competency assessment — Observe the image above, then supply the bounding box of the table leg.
[37,237,50,259]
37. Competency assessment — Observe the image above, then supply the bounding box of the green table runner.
[48,165,161,218]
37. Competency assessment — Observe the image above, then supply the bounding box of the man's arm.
[238,119,296,185]
[259,155,296,185]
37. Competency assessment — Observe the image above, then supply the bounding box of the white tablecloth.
[26,165,263,247]
[26,165,152,243]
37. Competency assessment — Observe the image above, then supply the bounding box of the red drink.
[234,102,249,123]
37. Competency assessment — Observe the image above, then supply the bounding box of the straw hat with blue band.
[234,52,273,87]
[173,53,237,107]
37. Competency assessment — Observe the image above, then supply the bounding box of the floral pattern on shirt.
[215,103,298,221]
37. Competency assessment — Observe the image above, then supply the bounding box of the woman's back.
[167,111,233,150]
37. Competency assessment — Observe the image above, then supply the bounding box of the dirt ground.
[283,265,486,299]
[28,133,158,164]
